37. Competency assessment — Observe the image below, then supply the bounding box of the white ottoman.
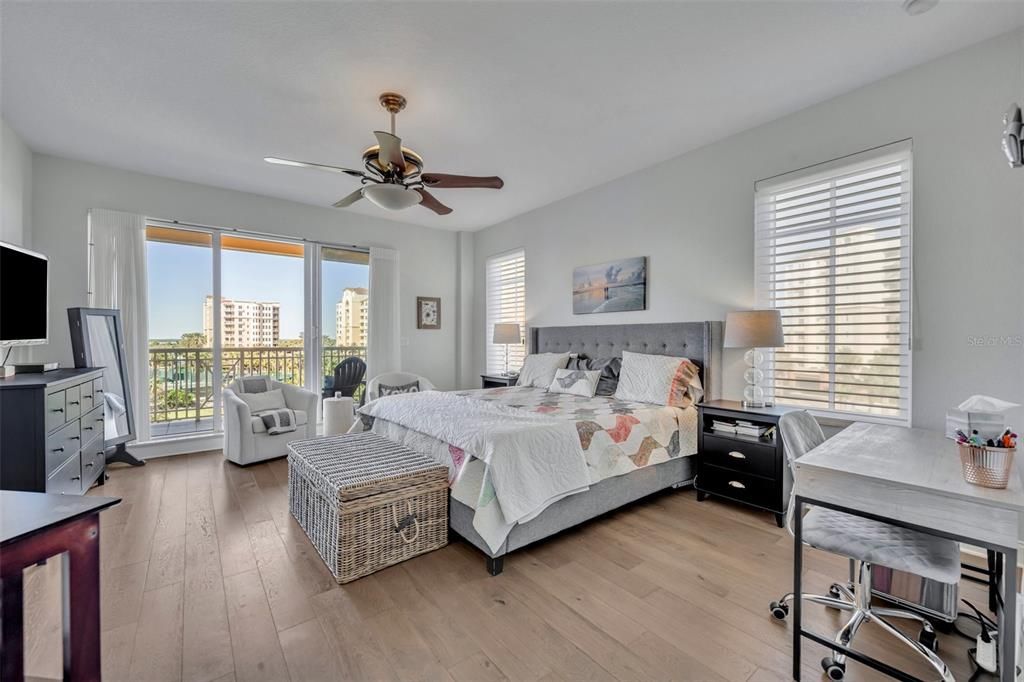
[323,396,354,436]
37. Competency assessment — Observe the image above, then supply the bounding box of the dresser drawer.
[80,436,105,487]
[79,380,96,412]
[46,453,83,495]
[80,405,104,442]
[93,377,105,403]
[697,464,781,512]
[65,384,82,421]
[701,433,777,479]
[45,420,82,474]
[45,390,67,432]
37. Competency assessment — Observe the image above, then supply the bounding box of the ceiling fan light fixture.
[362,183,422,211]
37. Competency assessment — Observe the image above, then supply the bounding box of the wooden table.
[792,422,1024,681]
[1,490,120,681]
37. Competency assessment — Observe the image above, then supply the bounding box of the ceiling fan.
[265,92,503,215]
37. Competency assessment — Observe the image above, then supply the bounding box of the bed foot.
[487,556,504,576]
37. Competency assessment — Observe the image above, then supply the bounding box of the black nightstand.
[481,374,517,389]
[695,400,792,527]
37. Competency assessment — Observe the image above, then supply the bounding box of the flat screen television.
[0,241,49,346]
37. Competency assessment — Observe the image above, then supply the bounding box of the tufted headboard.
[529,321,723,402]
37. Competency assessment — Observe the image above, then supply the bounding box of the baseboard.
[131,432,223,459]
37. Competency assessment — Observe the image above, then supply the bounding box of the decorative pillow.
[515,352,571,388]
[378,380,420,396]
[614,350,701,408]
[239,376,272,394]
[238,388,287,414]
[548,369,602,398]
[567,356,621,397]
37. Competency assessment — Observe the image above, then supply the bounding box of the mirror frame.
[67,307,136,447]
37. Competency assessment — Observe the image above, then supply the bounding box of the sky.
[147,242,368,340]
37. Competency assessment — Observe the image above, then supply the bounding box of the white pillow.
[548,369,602,398]
[614,350,701,407]
[516,352,571,388]
[238,388,287,414]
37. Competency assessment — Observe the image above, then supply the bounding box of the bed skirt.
[449,455,695,562]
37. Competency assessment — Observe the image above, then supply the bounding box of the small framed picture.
[417,297,441,330]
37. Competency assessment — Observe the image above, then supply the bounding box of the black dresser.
[0,368,106,494]
[695,399,791,527]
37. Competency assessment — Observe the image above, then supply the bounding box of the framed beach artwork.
[417,296,441,329]
[572,256,647,314]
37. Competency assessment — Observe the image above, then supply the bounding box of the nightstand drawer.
[701,433,776,478]
[698,464,779,512]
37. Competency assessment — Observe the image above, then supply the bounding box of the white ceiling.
[3,2,1022,231]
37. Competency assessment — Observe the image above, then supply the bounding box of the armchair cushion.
[251,409,308,434]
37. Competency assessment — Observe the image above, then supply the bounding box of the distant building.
[335,287,368,346]
[203,296,280,347]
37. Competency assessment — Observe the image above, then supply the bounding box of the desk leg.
[62,515,102,682]
[1,570,25,681]
[1000,547,1016,682]
[792,496,803,681]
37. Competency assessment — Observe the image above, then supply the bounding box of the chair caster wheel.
[821,657,846,680]
[769,600,789,620]
[918,628,938,652]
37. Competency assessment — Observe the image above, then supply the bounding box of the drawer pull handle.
[727,451,746,459]
[85,462,94,468]
[52,408,64,413]
[52,447,65,453]
[96,389,104,393]
[96,418,103,423]
[70,436,80,440]
[71,476,81,481]
[69,400,80,405]
[84,426,93,431]
[727,480,746,489]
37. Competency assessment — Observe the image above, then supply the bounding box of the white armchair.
[223,377,318,465]
[348,372,435,433]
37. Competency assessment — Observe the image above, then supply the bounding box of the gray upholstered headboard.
[529,321,723,402]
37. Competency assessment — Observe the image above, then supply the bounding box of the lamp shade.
[492,323,522,345]
[362,183,422,211]
[723,310,785,349]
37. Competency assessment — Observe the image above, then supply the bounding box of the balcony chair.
[348,371,436,433]
[222,376,318,465]
[331,356,366,399]
[769,410,957,681]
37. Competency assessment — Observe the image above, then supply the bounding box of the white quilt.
[358,391,591,542]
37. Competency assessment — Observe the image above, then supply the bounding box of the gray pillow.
[567,356,621,397]
[378,380,420,396]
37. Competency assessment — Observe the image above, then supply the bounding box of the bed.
[363,321,722,575]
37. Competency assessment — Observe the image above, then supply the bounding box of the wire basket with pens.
[955,428,1017,489]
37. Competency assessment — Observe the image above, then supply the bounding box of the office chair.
[331,357,366,398]
[769,411,959,682]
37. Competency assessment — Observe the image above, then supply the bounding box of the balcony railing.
[149,345,366,425]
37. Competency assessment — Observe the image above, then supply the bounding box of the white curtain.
[88,209,150,441]
[366,246,401,379]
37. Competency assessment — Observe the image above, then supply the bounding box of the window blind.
[486,249,526,374]
[755,141,912,424]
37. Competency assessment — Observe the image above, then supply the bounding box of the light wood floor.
[20,450,993,682]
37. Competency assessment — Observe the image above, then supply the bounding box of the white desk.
[793,422,1024,681]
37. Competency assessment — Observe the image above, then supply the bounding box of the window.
[755,141,912,424]
[486,249,526,375]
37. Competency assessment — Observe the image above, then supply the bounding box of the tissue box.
[945,409,1005,441]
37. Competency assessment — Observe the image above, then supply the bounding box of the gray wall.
[473,30,1024,430]
[29,154,461,389]
[1,117,33,247]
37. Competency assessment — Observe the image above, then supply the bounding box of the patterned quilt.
[369,387,697,552]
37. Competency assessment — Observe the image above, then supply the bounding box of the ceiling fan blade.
[373,131,406,170]
[415,188,453,215]
[332,187,365,208]
[421,173,503,189]
[264,157,366,178]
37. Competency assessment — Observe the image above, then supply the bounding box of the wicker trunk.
[288,432,448,583]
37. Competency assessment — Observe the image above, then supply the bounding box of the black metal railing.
[149,345,366,424]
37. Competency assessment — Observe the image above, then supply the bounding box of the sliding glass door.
[145,224,370,439]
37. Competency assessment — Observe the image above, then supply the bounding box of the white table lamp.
[492,323,522,375]
[724,310,785,408]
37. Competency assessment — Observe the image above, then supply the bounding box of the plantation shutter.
[486,249,526,374]
[755,141,912,424]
